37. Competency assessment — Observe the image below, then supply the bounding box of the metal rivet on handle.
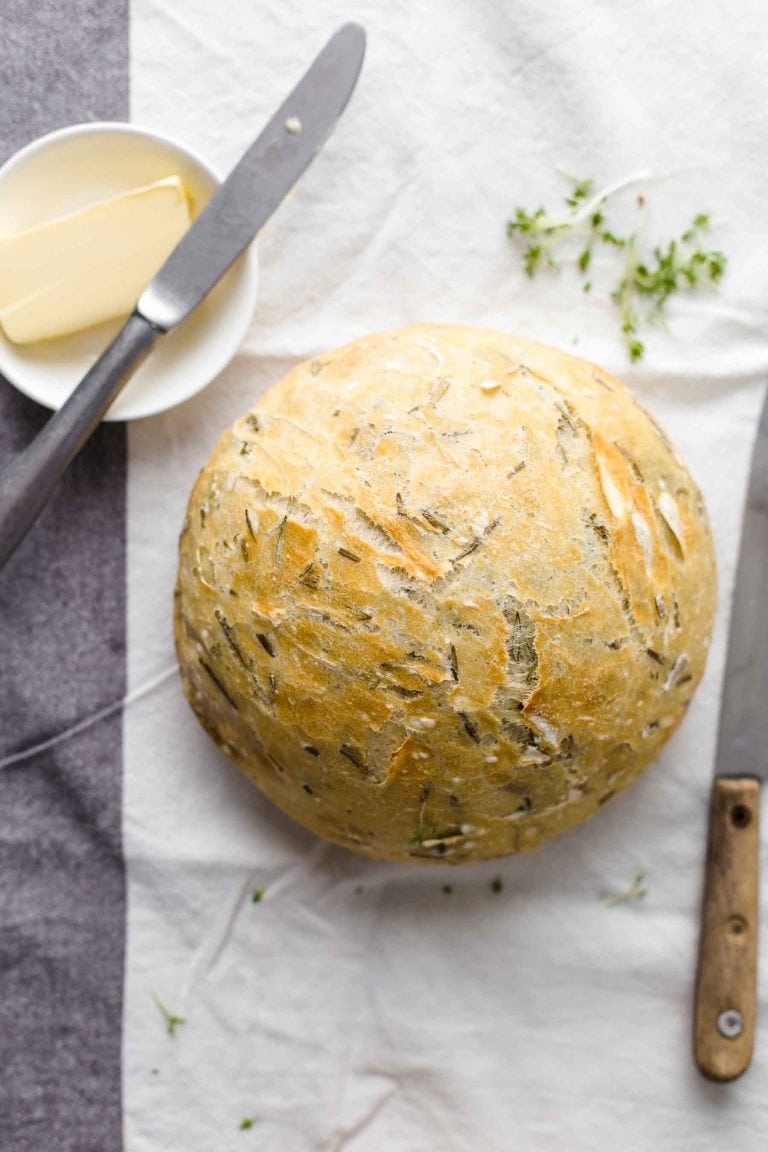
[717,1009,744,1039]
[731,804,752,829]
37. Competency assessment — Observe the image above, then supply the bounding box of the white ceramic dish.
[0,122,259,421]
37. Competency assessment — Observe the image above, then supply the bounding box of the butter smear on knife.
[0,176,192,344]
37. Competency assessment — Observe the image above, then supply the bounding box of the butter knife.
[694,385,768,1080]
[0,22,366,572]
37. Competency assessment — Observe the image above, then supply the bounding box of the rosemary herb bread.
[175,324,716,863]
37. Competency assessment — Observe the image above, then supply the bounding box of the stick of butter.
[0,176,192,344]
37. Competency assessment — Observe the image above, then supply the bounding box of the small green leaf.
[251,888,264,904]
[599,229,627,248]
[523,244,544,276]
[565,176,594,206]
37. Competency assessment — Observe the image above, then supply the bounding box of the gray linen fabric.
[0,3,129,1149]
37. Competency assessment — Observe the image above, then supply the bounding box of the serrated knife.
[694,386,768,1081]
[0,22,366,572]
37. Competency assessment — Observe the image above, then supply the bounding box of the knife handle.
[694,775,760,1081]
[0,311,159,573]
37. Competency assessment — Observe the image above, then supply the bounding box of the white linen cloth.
[125,2,768,1147]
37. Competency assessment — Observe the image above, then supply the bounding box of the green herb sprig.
[154,996,185,1037]
[506,173,726,361]
[600,871,648,906]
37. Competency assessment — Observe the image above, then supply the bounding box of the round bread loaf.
[175,325,715,863]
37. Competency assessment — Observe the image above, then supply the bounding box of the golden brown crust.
[174,324,716,863]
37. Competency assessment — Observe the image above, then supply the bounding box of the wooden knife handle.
[694,776,760,1081]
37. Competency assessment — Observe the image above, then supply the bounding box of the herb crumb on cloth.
[506,172,727,361]
[154,996,185,1036]
[600,871,648,905]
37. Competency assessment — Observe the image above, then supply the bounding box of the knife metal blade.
[0,23,366,572]
[715,391,768,779]
[694,385,768,1082]
[139,21,366,330]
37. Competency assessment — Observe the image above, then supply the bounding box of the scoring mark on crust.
[200,660,238,710]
